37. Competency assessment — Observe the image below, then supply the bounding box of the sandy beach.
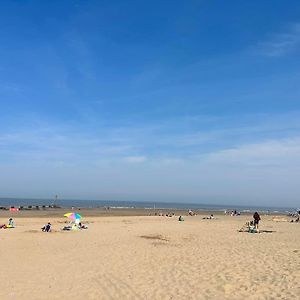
[0,212,299,300]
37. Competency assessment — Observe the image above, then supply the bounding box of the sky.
[0,0,300,207]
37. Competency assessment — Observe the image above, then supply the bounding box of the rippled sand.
[0,215,299,299]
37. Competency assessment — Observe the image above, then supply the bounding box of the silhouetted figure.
[253,212,261,229]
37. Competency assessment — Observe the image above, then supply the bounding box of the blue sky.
[0,0,300,206]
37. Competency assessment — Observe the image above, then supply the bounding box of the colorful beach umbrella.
[64,212,82,219]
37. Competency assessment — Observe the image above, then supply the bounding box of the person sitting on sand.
[253,212,261,229]
[178,216,184,221]
[78,222,88,229]
[203,214,214,220]
[42,222,51,232]
[8,218,14,227]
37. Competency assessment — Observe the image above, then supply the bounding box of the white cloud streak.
[1,111,300,162]
[204,137,300,168]
[123,156,147,163]
[256,23,300,57]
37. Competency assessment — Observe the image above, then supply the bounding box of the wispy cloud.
[123,156,147,163]
[1,111,300,165]
[204,137,300,169]
[255,23,300,57]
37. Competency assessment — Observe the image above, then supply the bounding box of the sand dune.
[0,215,299,299]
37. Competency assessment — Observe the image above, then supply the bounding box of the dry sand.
[0,213,299,299]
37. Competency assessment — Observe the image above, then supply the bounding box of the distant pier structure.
[51,194,59,208]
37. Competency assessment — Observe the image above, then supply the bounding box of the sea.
[0,198,297,214]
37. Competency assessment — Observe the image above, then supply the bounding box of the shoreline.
[0,197,295,215]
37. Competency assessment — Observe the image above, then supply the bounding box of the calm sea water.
[0,198,296,214]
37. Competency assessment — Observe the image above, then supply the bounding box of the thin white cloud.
[123,156,147,163]
[203,137,300,168]
[255,23,300,57]
[1,111,300,164]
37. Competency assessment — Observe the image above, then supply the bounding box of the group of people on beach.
[4,209,296,235]
[41,220,88,232]
[290,210,300,223]
[231,210,240,216]
[223,209,241,216]
[154,212,175,217]
[62,221,88,231]
[203,214,215,220]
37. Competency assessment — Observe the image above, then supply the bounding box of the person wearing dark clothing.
[42,222,51,232]
[253,212,261,229]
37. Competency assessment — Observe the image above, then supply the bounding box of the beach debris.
[140,234,169,242]
[272,217,289,222]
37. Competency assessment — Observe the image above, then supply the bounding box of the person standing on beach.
[253,212,261,229]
